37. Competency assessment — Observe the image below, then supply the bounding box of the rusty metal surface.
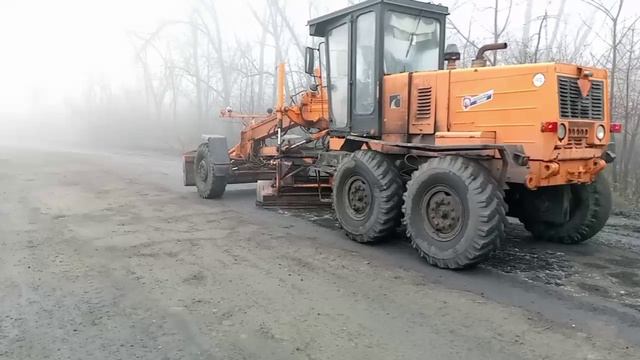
[256,179,332,208]
[182,151,196,187]
[382,73,410,136]
[409,72,437,134]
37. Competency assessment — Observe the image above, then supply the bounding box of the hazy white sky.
[0,0,349,112]
[0,0,191,111]
[0,0,636,113]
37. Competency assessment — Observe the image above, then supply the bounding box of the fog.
[0,0,639,200]
[0,0,347,150]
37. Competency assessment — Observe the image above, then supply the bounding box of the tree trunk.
[622,111,640,194]
[548,0,567,50]
[521,0,533,62]
[609,0,624,187]
[191,14,204,126]
[620,29,634,192]
[493,0,499,65]
[257,18,267,112]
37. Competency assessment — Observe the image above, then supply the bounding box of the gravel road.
[0,144,638,359]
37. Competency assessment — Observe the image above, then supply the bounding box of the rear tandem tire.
[403,156,506,269]
[520,176,612,244]
[332,150,403,243]
[194,143,227,199]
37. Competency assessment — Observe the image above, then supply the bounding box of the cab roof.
[308,0,449,37]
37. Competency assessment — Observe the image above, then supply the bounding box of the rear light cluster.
[541,122,558,133]
[610,123,623,133]
[541,121,568,142]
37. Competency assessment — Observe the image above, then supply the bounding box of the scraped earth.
[284,200,640,315]
[0,144,638,359]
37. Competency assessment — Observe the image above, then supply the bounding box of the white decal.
[533,73,545,87]
[462,90,494,111]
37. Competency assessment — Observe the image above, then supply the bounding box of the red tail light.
[541,121,558,133]
[610,123,623,133]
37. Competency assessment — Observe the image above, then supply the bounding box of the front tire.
[403,156,506,269]
[520,176,612,244]
[194,143,227,199]
[333,150,403,243]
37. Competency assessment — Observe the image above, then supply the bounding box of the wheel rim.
[344,175,372,220]
[197,160,209,182]
[421,185,464,241]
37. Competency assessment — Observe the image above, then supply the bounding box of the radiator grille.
[558,76,604,120]
[415,87,433,119]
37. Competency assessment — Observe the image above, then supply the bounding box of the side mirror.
[304,47,315,75]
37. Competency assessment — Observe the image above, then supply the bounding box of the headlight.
[596,125,606,141]
[558,123,567,141]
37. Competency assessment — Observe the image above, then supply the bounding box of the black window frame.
[311,0,448,137]
[325,21,351,131]
[353,10,378,117]
[381,8,444,74]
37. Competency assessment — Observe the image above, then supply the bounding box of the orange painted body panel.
[329,137,346,151]
[526,158,607,188]
[382,73,410,142]
[434,71,450,133]
[446,63,552,159]
[392,62,611,187]
[444,63,609,161]
[408,73,436,134]
[434,131,496,145]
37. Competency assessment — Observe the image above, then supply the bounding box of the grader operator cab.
[183,0,620,269]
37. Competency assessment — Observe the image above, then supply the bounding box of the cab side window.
[354,12,376,115]
[327,24,349,128]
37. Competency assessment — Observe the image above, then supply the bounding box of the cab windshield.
[384,11,440,74]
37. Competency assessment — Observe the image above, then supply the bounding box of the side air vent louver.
[415,87,433,119]
[558,76,604,120]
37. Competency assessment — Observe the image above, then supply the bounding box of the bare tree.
[491,0,513,64]
[520,0,533,61]
[582,0,639,187]
[582,0,625,112]
[547,0,567,51]
[618,28,640,193]
[532,12,548,63]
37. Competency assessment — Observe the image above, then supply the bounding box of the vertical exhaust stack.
[276,63,286,150]
[471,43,508,68]
[444,44,461,70]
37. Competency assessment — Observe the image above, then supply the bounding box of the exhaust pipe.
[471,43,508,68]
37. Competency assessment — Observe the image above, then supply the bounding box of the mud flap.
[203,135,231,177]
[523,185,571,224]
[182,150,197,186]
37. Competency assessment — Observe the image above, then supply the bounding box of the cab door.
[350,10,380,136]
[326,22,350,133]
[325,9,380,137]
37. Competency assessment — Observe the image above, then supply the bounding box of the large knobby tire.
[194,143,227,199]
[520,176,612,244]
[332,150,403,243]
[403,156,506,269]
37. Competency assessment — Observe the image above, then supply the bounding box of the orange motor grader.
[183,0,620,269]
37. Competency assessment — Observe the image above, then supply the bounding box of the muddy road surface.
[0,144,638,360]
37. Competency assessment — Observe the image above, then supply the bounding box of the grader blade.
[256,180,332,208]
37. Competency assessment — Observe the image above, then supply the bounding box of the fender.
[203,134,231,177]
